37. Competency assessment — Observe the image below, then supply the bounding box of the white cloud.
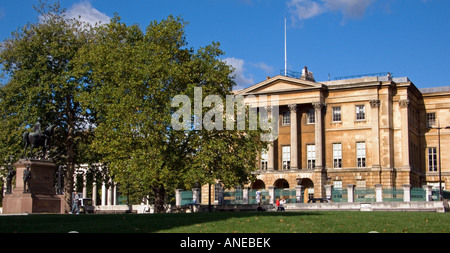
[223,57,255,90]
[251,62,275,74]
[287,0,376,22]
[66,1,110,26]
[324,0,376,19]
[287,0,326,21]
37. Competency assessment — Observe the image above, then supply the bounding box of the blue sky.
[1,0,449,90]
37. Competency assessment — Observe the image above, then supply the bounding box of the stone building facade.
[202,68,450,203]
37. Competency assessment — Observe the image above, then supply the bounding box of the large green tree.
[1,1,268,213]
[78,15,267,212]
[0,2,98,211]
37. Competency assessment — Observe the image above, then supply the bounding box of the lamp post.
[429,121,450,201]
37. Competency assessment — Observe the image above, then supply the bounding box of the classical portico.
[74,164,118,207]
[237,73,328,197]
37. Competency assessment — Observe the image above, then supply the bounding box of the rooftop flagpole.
[285,18,287,77]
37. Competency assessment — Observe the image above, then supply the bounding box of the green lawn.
[0,211,448,233]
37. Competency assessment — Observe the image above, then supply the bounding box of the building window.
[261,149,268,170]
[332,107,341,122]
[282,146,290,170]
[307,144,316,169]
[356,105,365,121]
[282,111,290,125]
[356,142,366,168]
[356,180,366,189]
[307,109,315,124]
[333,143,342,168]
[333,180,343,189]
[214,184,221,202]
[307,187,315,200]
[427,113,436,128]
[428,147,437,172]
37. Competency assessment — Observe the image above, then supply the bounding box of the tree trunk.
[64,163,74,213]
[64,94,77,213]
[153,185,166,213]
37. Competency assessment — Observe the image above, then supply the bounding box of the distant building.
[202,68,450,203]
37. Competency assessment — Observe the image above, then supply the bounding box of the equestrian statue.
[22,117,56,159]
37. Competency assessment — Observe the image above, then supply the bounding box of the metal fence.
[411,188,426,201]
[331,188,347,202]
[180,187,448,206]
[248,189,269,204]
[444,190,450,200]
[180,191,193,205]
[382,188,404,202]
[355,188,375,202]
[223,190,243,205]
[274,189,298,203]
[331,187,443,202]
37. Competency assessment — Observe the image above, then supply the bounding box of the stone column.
[325,185,333,200]
[268,186,275,205]
[402,184,411,202]
[267,106,275,170]
[375,184,383,202]
[313,102,325,198]
[347,184,355,203]
[370,99,381,169]
[399,99,410,170]
[175,189,182,206]
[423,185,433,202]
[82,172,87,199]
[295,185,304,203]
[218,184,224,205]
[92,175,97,206]
[73,173,78,191]
[101,180,106,206]
[289,104,298,170]
[313,102,324,169]
[107,179,112,206]
[243,187,249,204]
[112,182,117,205]
[192,188,201,204]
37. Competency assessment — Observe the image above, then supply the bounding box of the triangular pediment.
[236,75,323,95]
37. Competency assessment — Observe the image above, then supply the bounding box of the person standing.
[256,190,261,205]
[70,191,80,214]
[280,198,286,211]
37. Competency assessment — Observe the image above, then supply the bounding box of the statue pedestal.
[3,159,64,214]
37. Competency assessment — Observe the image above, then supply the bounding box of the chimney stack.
[301,66,315,82]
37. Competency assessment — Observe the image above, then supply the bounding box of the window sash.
[214,184,220,201]
[428,147,437,171]
[282,146,290,170]
[356,180,366,189]
[427,113,436,127]
[356,142,366,168]
[282,111,290,125]
[261,149,268,170]
[307,145,316,169]
[307,109,315,124]
[334,180,343,189]
[356,105,365,120]
[332,107,341,122]
[333,143,342,168]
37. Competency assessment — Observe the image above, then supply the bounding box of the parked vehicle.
[79,198,95,214]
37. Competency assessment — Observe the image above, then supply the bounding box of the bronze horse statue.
[22,124,56,159]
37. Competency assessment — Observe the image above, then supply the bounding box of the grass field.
[0,211,448,233]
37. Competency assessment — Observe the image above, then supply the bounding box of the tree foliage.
[0,1,98,210]
[1,1,267,212]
